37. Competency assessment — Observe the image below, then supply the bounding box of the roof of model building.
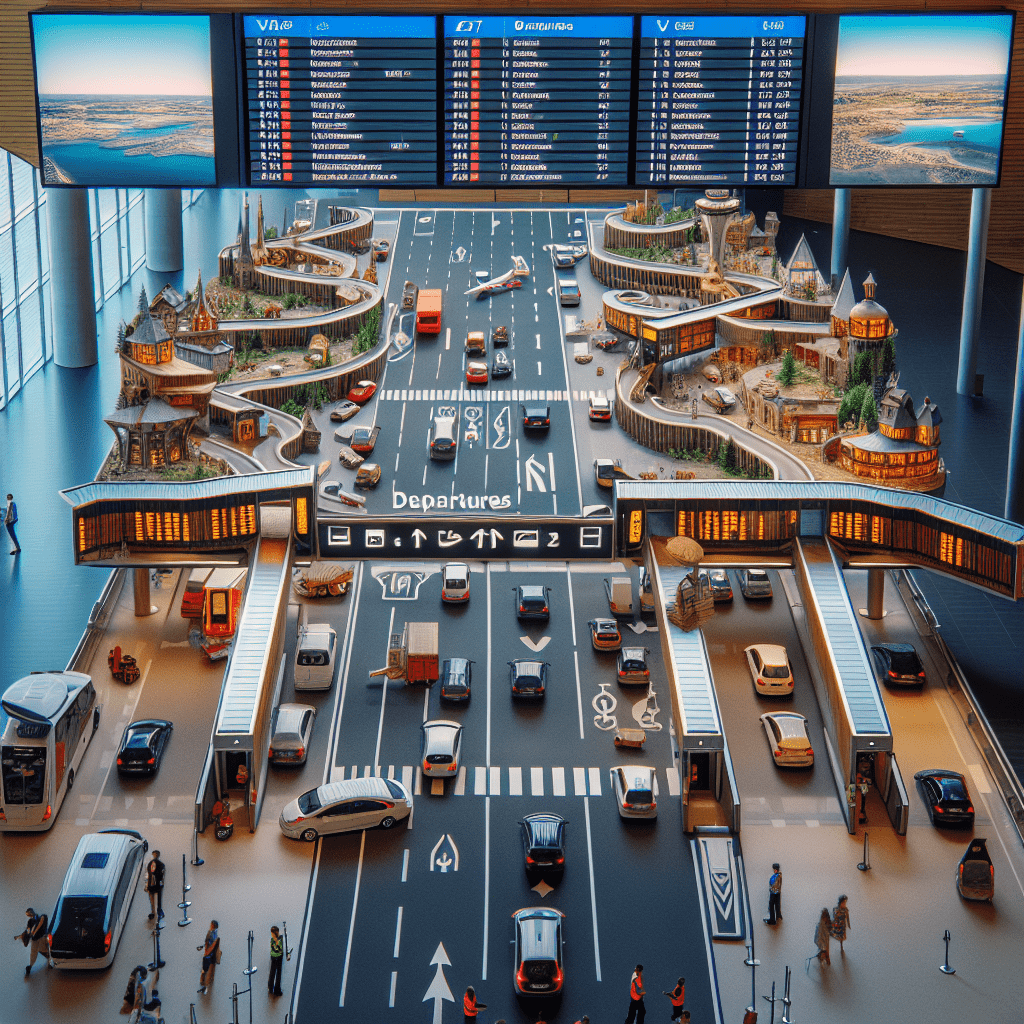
[831,269,856,320]
[152,284,188,313]
[851,273,889,321]
[785,233,820,275]
[841,430,934,454]
[104,397,198,427]
[129,312,171,347]
[879,388,917,430]
[915,395,942,427]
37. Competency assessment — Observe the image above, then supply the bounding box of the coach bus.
[0,671,100,831]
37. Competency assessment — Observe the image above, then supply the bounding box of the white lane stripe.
[414,769,423,796]
[653,775,660,796]
[475,766,487,794]
[583,798,602,983]
[454,766,467,795]
[363,765,371,777]
[389,971,397,1007]
[588,767,602,797]
[552,766,566,796]
[401,848,409,883]
[350,765,357,780]
[338,829,366,1006]
[401,765,413,793]
[573,767,587,795]
[666,767,681,796]
[509,766,523,795]
[531,767,544,795]
[387,765,395,779]
[393,906,403,957]
[489,765,501,795]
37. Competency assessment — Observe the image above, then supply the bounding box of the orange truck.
[416,289,443,334]
[369,621,439,684]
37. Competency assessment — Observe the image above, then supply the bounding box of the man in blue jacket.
[5,493,19,554]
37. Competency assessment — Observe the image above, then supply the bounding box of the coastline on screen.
[829,12,1014,188]
[30,12,216,188]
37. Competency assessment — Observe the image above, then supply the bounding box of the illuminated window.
[295,496,309,536]
[939,532,956,564]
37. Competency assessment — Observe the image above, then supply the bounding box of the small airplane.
[465,255,531,297]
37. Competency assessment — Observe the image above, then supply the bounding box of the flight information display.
[443,15,633,185]
[636,15,806,185]
[243,14,437,185]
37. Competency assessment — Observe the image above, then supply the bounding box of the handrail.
[64,568,125,673]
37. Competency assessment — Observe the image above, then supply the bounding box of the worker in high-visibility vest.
[463,985,486,1023]
[663,976,685,1020]
[625,964,646,1024]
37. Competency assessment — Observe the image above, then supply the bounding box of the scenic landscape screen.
[830,12,1014,186]
[31,13,216,187]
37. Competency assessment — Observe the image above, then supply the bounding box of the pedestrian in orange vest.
[664,976,686,1020]
[464,985,486,1023]
[625,963,646,1024]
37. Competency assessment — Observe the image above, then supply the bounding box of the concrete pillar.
[144,189,183,272]
[830,188,851,291]
[1007,286,1024,523]
[133,568,157,617]
[45,188,97,368]
[864,568,886,620]
[957,188,991,396]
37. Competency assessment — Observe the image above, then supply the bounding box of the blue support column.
[1006,289,1024,523]
[45,187,97,368]
[957,188,991,396]
[830,188,850,291]
[144,189,183,272]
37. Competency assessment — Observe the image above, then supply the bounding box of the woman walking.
[813,908,832,964]
[831,895,851,953]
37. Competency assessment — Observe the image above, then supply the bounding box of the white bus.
[0,671,100,831]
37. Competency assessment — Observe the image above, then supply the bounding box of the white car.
[279,777,413,841]
[760,712,814,768]
[294,624,338,690]
[610,765,657,819]
[745,644,794,696]
[269,703,316,766]
[441,562,470,603]
[702,386,737,412]
[420,720,463,778]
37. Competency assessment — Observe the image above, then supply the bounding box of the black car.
[516,585,550,621]
[520,813,566,878]
[914,769,975,828]
[957,837,994,901]
[512,907,565,998]
[439,657,473,702]
[510,660,549,699]
[522,403,551,431]
[871,643,926,687]
[492,350,512,378]
[116,719,173,776]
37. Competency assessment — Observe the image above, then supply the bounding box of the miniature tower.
[189,270,218,333]
[252,196,269,266]
[764,211,780,253]
[235,194,255,289]
[694,189,742,272]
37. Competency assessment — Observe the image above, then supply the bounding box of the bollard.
[178,853,193,927]
[762,979,778,1024]
[191,826,204,867]
[148,922,166,970]
[858,831,871,871]
[745,938,761,1016]
[780,965,792,1023]
[940,929,956,975]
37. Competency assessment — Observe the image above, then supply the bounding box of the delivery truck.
[369,621,439,684]
[416,289,443,334]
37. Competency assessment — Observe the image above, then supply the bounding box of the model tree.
[777,349,797,386]
[881,333,897,378]
[851,351,874,388]
[860,389,879,431]
[838,382,869,427]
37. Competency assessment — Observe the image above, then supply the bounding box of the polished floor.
[0,190,1020,776]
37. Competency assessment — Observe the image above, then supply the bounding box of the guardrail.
[65,568,126,674]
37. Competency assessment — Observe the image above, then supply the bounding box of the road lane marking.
[364,765,372,777]
[552,767,566,795]
[414,769,423,796]
[394,907,404,957]
[573,766,586,795]
[588,767,602,796]
[482,797,491,979]
[475,766,487,794]
[339,828,366,1006]
[531,767,544,795]
[583,797,602,982]
[489,766,501,794]
[509,766,523,795]
[573,650,585,740]
[666,768,681,796]
[390,971,397,1007]
[402,765,413,793]
[454,766,467,795]
[387,765,395,778]
[402,848,409,882]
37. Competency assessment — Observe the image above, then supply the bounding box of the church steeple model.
[189,270,218,333]
[234,193,255,289]
[253,195,269,266]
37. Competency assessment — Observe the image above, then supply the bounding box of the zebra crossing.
[379,388,614,404]
[331,763,680,799]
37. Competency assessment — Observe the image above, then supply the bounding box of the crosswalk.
[331,763,680,799]
[379,388,614,404]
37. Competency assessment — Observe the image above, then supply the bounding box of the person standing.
[831,895,851,953]
[198,920,219,994]
[856,772,870,824]
[268,926,284,996]
[463,985,486,1023]
[764,863,782,925]
[5,493,20,554]
[625,963,646,1024]
[813,908,832,965]
[15,907,50,975]
[146,850,165,921]
[664,977,685,1020]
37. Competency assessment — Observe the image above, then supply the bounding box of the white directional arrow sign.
[423,942,455,1024]
[524,455,548,492]
[521,636,552,652]
[470,528,504,550]
[411,529,427,550]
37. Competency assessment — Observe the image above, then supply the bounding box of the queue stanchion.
[940,929,956,975]
[178,853,193,928]
[148,921,166,970]
[191,826,204,867]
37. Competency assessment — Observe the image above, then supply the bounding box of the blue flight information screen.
[637,15,806,186]
[243,14,437,186]
[443,15,633,186]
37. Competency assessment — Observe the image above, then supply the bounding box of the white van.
[48,829,147,968]
[294,624,338,690]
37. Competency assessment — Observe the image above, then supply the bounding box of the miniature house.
[784,234,827,298]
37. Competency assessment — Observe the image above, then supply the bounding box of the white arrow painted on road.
[627,622,659,634]
[547,285,554,296]
[423,942,455,1024]
[524,455,548,492]
[429,834,460,872]
[521,636,552,652]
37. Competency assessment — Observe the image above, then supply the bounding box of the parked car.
[294,624,338,691]
[611,765,657,819]
[349,426,377,454]
[269,704,316,766]
[279,777,412,840]
[492,325,509,346]
[320,480,365,507]
[588,393,612,421]
[355,463,381,489]
[617,647,650,685]
[491,350,512,378]
[871,643,927,687]
[420,720,463,777]
[703,568,733,602]
[439,658,472,702]
[338,445,364,469]
[759,711,814,768]
[745,644,794,695]
[372,238,390,262]
[702,386,737,412]
[516,584,550,621]
[957,837,994,901]
[429,413,458,461]
[512,907,565,997]
[330,401,360,422]
[522,403,551,431]
[466,360,489,385]
[116,719,173,776]
[441,562,470,603]
[510,660,549,699]
[914,769,975,828]
[520,813,566,879]
[739,568,773,600]
[588,617,622,651]
[465,331,487,356]
[347,380,377,404]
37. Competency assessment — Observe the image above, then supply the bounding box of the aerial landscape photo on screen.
[32,13,216,187]
[830,12,1013,186]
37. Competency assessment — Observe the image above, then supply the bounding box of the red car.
[466,361,489,385]
[347,379,377,404]
[348,426,378,454]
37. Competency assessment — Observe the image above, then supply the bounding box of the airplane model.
[465,255,531,296]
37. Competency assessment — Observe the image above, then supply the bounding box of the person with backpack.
[15,907,50,975]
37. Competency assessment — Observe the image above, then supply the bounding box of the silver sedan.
[269,703,316,766]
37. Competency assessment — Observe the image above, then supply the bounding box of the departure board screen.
[244,15,437,186]
[636,15,806,186]
[443,15,633,185]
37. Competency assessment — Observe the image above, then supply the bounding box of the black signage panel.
[319,516,614,561]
